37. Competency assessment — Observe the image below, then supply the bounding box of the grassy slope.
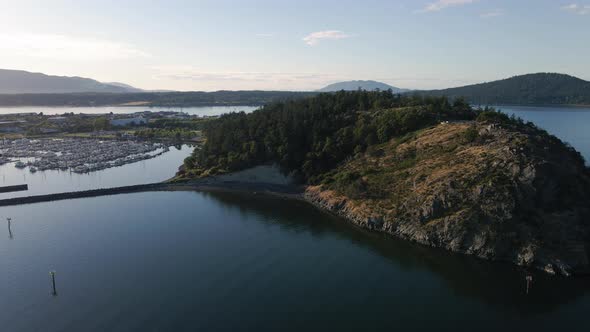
[318,122,500,222]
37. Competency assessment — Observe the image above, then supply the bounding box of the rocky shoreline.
[303,186,568,275]
[301,122,590,277]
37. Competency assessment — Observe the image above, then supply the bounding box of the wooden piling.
[7,217,12,239]
[50,271,57,296]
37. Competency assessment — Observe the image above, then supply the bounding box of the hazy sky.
[0,0,588,91]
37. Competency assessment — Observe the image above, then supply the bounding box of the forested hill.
[184,91,476,181]
[0,90,316,107]
[419,73,590,105]
[0,69,136,94]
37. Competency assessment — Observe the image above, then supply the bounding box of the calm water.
[498,105,590,162]
[0,144,192,199]
[0,105,258,116]
[1,191,590,331]
[1,105,590,331]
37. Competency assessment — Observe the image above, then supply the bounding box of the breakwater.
[0,180,303,207]
[0,183,169,207]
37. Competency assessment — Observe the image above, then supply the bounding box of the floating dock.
[0,184,28,193]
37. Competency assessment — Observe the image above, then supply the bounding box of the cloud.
[561,3,590,15]
[421,0,476,12]
[0,33,149,61]
[302,30,351,46]
[480,9,504,18]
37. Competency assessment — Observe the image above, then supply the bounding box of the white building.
[110,116,147,127]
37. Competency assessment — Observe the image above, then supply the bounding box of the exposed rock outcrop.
[305,122,590,276]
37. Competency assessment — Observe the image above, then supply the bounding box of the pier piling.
[7,217,12,239]
[50,271,57,296]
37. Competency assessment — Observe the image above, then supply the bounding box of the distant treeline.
[135,118,211,140]
[3,72,588,108]
[0,91,316,107]
[418,73,590,105]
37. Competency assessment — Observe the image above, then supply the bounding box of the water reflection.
[202,190,590,316]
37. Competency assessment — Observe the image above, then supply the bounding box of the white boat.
[73,165,88,173]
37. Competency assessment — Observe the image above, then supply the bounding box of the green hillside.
[420,73,590,105]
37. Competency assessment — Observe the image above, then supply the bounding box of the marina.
[0,143,192,199]
[0,137,169,173]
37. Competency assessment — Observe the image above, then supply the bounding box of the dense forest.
[419,73,590,105]
[0,91,315,107]
[184,91,481,182]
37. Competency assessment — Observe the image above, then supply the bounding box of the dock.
[0,184,28,193]
[0,183,167,207]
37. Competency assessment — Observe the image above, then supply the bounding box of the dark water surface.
[1,191,590,332]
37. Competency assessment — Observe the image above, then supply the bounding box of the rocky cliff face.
[305,121,590,276]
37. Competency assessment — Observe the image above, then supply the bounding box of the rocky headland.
[304,121,590,276]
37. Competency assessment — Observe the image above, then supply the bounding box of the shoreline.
[1,178,587,277]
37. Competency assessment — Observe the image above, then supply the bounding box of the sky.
[0,0,588,91]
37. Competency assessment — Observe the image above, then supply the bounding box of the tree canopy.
[187,90,478,182]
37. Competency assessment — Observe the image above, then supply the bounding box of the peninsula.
[179,91,590,276]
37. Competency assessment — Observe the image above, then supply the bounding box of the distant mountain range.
[318,80,409,93]
[419,73,590,105]
[0,69,142,94]
[1,69,589,106]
